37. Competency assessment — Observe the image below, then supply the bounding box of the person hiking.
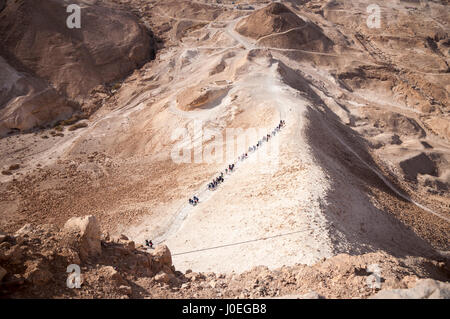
[145,239,154,249]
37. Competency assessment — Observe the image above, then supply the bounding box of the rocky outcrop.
[62,216,102,261]
[0,57,73,135]
[0,0,155,135]
[370,279,450,299]
[0,216,182,298]
[98,266,127,287]
[151,245,173,268]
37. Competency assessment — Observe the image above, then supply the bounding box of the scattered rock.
[181,283,190,289]
[186,272,201,282]
[155,271,173,284]
[118,285,132,296]
[9,164,20,170]
[120,239,135,251]
[1,244,23,263]
[370,279,450,299]
[98,266,126,286]
[15,224,33,237]
[23,260,53,286]
[58,247,81,265]
[101,232,110,241]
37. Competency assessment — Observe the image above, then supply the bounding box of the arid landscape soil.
[0,0,449,298]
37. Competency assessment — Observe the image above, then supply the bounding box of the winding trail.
[151,15,449,251]
[155,90,286,245]
[129,11,450,269]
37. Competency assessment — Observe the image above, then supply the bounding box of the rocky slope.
[1,215,449,299]
[0,0,155,135]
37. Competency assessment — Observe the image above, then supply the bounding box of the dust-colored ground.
[1,0,449,295]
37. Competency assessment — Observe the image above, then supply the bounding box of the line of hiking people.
[188,196,199,206]
[189,119,286,203]
[149,120,286,249]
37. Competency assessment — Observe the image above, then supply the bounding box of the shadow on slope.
[278,61,441,259]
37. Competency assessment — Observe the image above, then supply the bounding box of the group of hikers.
[208,172,225,190]
[146,121,286,249]
[145,239,154,249]
[241,119,286,160]
[209,119,286,191]
[189,119,286,203]
[188,195,199,206]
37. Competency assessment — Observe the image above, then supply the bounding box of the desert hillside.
[0,0,154,135]
[0,0,449,298]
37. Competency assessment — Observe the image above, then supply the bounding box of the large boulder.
[151,245,173,267]
[62,215,102,261]
[0,0,154,100]
[370,279,450,299]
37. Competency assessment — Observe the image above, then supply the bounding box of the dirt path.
[131,61,337,273]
